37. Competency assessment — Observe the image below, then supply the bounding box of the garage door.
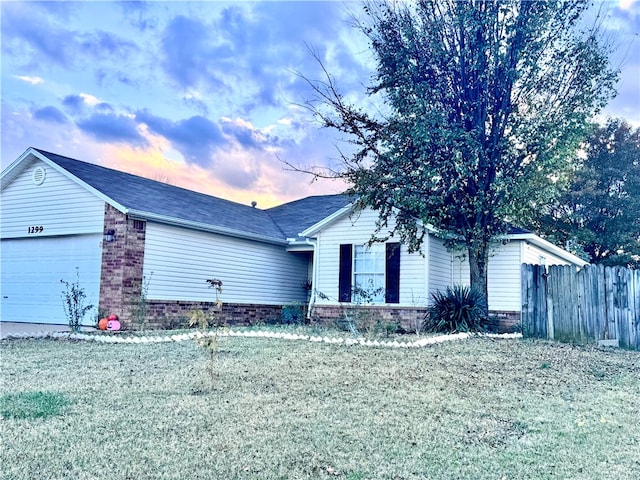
[1,234,102,325]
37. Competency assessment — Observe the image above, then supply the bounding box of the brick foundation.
[142,301,286,330]
[98,205,146,328]
[486,310,522,333]
[311,305,521,334]
[311,305,428,333]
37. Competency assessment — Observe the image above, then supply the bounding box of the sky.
[2,1,639,209]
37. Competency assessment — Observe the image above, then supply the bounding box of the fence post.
[521,264,547,338]
[521,264,532,337]
[547,289,554,341]
[594,264,607,342]
[539,264,548,339]
[605,267,618,342]
[633,269,640,350]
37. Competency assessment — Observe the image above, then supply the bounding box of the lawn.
[1,330,639,479]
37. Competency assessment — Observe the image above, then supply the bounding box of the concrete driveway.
[0,322,72,339]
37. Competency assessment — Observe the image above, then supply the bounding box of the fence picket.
[522,264,639,350]
[632,270,640,350]
[536,264,548,339]
[595,265,607,342]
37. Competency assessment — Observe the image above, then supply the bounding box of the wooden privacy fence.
[522,264,640,350]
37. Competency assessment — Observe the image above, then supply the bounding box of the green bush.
[281,301,305,325]
[423,285,488,333]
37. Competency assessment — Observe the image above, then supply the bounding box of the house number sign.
[27,226,44,234]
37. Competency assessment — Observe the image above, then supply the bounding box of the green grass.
[0,391,69,419]
[1,332,639,479]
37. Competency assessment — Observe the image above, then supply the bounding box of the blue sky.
[2,1,639,207]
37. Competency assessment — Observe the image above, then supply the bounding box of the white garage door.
[1,234,102,325]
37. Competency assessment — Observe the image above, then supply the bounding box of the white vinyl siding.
[487,241,522,311]
[1,158,105,239]
[428,236,453,299]
[449,241,522,312]
[522,242,571,266]
[143,223,309,305]
[430,239,576,312]
[312,208,554,312]
[452,251,470,286]
[314,208,426,305]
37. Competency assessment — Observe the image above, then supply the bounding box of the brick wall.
[139,301,521,333]
[143,301,285,330]
[486,310,522,333]
[98,204,146,328]
[311,305,428,333]
[311,305,521,334]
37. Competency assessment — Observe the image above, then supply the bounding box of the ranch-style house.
[0,147,587,331]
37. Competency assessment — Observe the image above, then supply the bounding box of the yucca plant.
[423,285,488,333]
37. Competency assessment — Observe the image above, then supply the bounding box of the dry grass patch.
[1,333,639,479]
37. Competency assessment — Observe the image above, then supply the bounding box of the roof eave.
[285,237,314,252]
[507,233,588,266]
[299,204,354,238]
[300,203,439,239]
[127,209,288,246]
[5,148,284,245]
[0,150,31,188]
[3,148,129,213]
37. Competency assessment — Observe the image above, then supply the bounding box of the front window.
[353,244,385,303]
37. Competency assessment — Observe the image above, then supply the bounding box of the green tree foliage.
[302,0,617,314]
[535,119,640,267]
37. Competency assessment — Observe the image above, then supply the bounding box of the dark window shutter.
[339,244,353,302]
[385,243,400,304]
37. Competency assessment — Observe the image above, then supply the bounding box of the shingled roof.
[27,148,351,244]
[266,194,353,240]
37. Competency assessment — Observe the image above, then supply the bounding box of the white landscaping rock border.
[1,329,522,348]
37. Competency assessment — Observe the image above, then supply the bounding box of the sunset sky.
[2,1,639,208]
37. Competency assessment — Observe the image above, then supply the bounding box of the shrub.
[130,273,152,329]
[60,268,94,332]
[190,278,224,389]
[423,285,487,333]
[281,301,305,325]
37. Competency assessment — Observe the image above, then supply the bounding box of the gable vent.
[32,166,46,186]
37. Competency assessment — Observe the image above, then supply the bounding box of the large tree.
[302,0,617,313]
[535,119,640,267]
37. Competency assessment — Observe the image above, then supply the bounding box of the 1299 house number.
[27,226,44,234]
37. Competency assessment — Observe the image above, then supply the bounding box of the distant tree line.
[533,118,640,268]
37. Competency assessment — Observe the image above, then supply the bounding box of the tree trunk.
[468,243,490,319]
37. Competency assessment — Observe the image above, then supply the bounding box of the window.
[353,244,386,303]
[339,243,400,304]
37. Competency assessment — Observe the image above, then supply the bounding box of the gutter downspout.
[304,237,318,319]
